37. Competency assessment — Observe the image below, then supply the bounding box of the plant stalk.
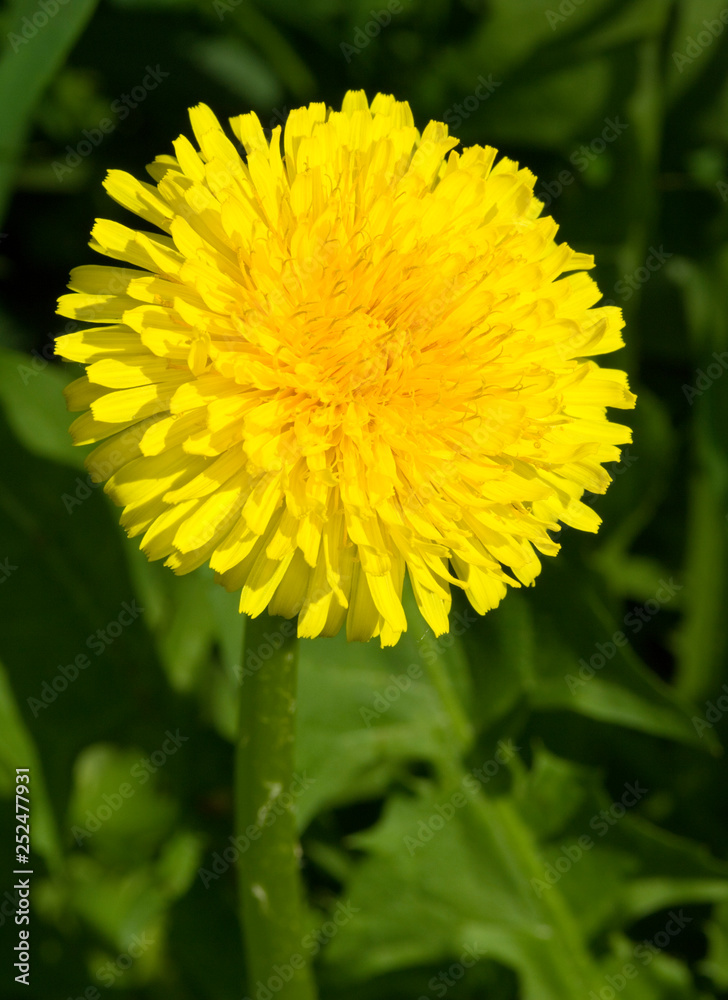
[236,613,316,1000]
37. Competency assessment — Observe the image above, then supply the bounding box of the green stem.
[424,653,474,753]
[236,613,317,1000]
[415,628,473,754]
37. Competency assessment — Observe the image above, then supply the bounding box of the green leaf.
[0,349,84,468]
[323,781,602,999]
[0,0,100,225]
[511,747,728,936]
[0,660,63,870]
[700,901,728,990]
[67,743,180,864]
[323,746,725,998]
[295,626,458,828]
[186,37,284,107]
[0,414,178,828]
[463,569,716,751]
[666,0,728,98]
[671,254,728,702]
[292,579,473,828]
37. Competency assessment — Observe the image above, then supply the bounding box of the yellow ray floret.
[56,90,636,646]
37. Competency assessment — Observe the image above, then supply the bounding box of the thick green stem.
[236,613,317,1000]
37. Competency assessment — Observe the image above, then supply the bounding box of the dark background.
[1,0,727,997]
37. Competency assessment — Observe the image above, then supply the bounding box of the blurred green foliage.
[1,0,728,997]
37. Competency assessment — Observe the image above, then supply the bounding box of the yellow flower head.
[56,91,636,647]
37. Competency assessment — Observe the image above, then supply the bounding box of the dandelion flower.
[56,91,636,647]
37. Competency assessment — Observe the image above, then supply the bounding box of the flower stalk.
[235,614,317,1000]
